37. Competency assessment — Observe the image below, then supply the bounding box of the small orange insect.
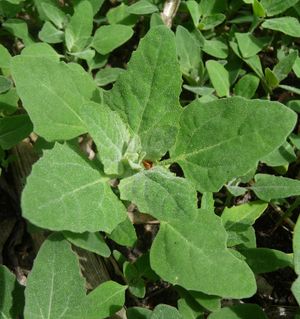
[142,160,153,170]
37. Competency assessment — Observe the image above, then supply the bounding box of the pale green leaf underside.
[80,101,130,175]
[11,56,98,141]
[105,25,182,160]
[252,174,300,201]
[171,96,297,192]
[24,234,86,319]
[119,168,256,298]
[22,143,126,233]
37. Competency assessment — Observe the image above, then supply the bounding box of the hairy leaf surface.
[105,26,182,160]
[22,143,126,232]
[170,97,296,192]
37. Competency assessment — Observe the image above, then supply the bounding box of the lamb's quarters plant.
[1,0,300,317]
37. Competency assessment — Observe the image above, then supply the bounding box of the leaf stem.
[161,0,180,27]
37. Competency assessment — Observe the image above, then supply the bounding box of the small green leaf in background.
[177,298,204,319]
[22,143,127,233]
[206,60,230,97]
[186,0,201,27]
[73,0,105,15]
[0,114,33,149]
[262,17,300,37]
[234,73,260,98]
[273,50,298,82]
[252,174,300,201]
[265,67,279,89]
[208,304,267,319]
[240,248,293,274]
[293,56,300,78]
[95,67,125,86]
[105,26,182,160]
[65,0,93,52]
[0,44,11,69]
[40,2,66,29]
[0,265,24,319]
[3,18,34,45]
[109,217,137,247]
[199,13,225,30]
[124,261,146,298]
[0,88,19,115]
[252,0,266,17]
[107,3,138,26]
[0,76,12,93]
[151,305,183,319]
[80,102,131,175]
[170,97,296,192]
[260,0,299,16]
[38,21,64,43]
[92,25,134,55]
[235,33,271,58]
[63,231,111,257]
[261,141,296,167]
[176,26,203,82]
[127,0,158,15]
[203,39,228,59]
[292,216,300,303]
[126,307,152,319]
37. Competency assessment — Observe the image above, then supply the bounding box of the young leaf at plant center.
[65,0,93,52]
[260,0,299,16]
[151,305,183,319]
[265,67,279,89]
[0,265,24,319]
[175,26,203,83]
[208,304,267,319]
[63,231,111,257]
[170,97,297,192]
[95,67,125,86]
[239,248,293,274]
[261,141,296,167]
[126,307,152,319]
[273,50,298,82]
[24,233,126,319]
[11,55,98,140]
[0,114,33,149]
[80,102,132,175]
[262,17,300,37]
[119,167,256,298]
[234,73,260,98]
[127,0,158,15]
[235,33,271,59]
[206,60,230,97]
[22,143,127,233]
[251,174,300,201]
[38,21,64,44]
[92,25,134,55]
[105,26,182,160]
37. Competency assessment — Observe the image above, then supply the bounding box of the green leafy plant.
[1,0,300,318]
